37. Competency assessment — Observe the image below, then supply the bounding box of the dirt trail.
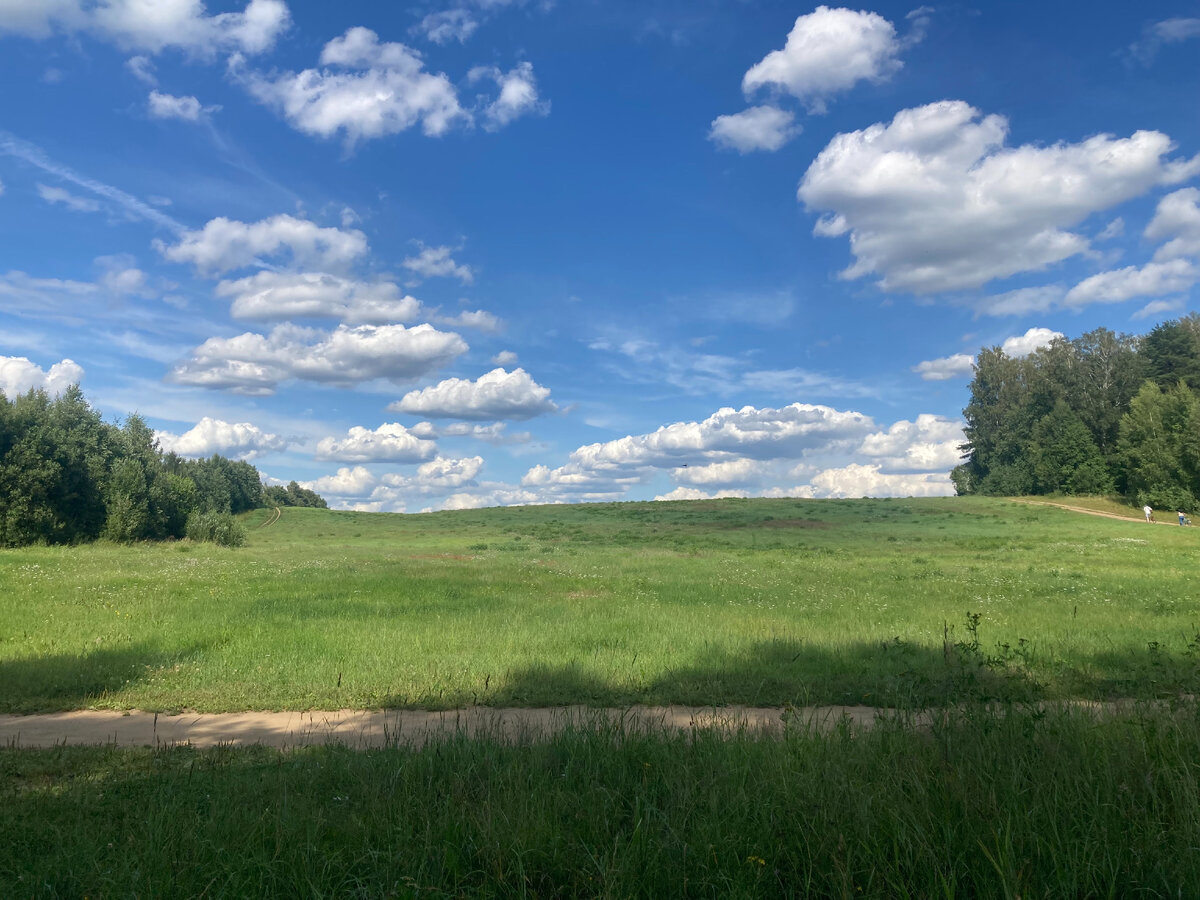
[1,701,1174,750]
[1011,498,1185,525]
[0,705,905,749]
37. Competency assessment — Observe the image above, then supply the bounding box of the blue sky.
[2,1,1199,510]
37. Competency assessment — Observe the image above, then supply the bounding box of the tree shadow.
[0,642,208,713]
[442,634,1200,710]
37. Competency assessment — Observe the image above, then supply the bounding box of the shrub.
[1139,485,1198,515]
[185,511,246,547]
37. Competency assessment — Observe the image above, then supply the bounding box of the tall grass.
[3,497,1200,711]
[3,703,1199,897]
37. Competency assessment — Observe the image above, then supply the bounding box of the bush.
[1138,485,1198,515]
[185,511,246,547]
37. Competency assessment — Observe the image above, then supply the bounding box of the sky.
[1,1,1199,512]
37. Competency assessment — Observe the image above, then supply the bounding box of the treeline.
[954,315,1200,510]
[264,481,327,509]
[0,385,322,547]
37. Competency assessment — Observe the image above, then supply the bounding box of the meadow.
[2,496,1199,712]
[5,497,1200,897]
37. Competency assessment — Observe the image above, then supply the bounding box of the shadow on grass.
[436,632,1200,709]
[0,643,208,713]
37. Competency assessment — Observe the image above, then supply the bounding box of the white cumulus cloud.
[170,322,468,394]
[0,356,83,397]
[235,26,468,145]
[157,214,368,275]
[1001,327,1064,358]
[670,458,773,487]
[808,464,953,498]
[709,105,799,153]
[519,401,966,504]
[799,100,1200,294]
[742,6,905,112]
[402,245,474,284]
[301,465,376,498]
[0,0,290,56]
[390,367,557,420]
[912,353,975,381]
[1065,259,1198,307]
[315,422,437,463]
[216,271,422,324]
[858,415,964,472]
[468,61,548,130]
[154,416,288,460]
[1146,188,1200,261]
[654,487,750,501]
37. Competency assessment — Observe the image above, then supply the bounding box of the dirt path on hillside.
[1011,498,1185,525]
[0,701,1173,750]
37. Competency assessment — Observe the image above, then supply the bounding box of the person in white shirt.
[1144,505,1154,523]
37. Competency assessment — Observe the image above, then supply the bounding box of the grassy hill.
[6,497,1200,896]
[3,496,1199,712]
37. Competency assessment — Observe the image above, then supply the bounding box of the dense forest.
[954,315,1200,511]
[0,385,324,548]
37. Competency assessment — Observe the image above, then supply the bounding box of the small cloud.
[1001,327,1063,358]
[468,61,549,130]
[1129,17,1200,65]
[148,91,220,122]
[402,244,474,284]
[126,55,156,85]
[37,183,101,213]
[437,309,501,333]
[492,350,518,366]
[1097,217,1124,241]
[912,353,975,381]
[709,105,799,153]
[412,8,478,45]
[1132,298,1186,321]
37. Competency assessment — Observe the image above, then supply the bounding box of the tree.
[960,347,1042,495]
[1070,328,1146,463]
[1141,321,1200,391]
[1029,401,1111,495]
[1118,381,1200,511]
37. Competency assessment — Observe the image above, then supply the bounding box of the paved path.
[0,705,897,749]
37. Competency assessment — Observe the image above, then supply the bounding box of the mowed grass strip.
[3,497,1200,712]
[3,704,1200,898]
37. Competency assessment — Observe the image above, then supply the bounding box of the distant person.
[1180,511,1188,526]
[1144,504,1153,523]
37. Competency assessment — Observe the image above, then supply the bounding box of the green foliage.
[1119,381,1200,512]
[1142,318,1200,391]
[264,480,328,509]
[185,510,247,547]
[1030,401,1112,495]
[0,384,294,547]
[961,320,1198,503]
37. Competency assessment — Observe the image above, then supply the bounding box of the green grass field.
[2,496,1199,712]
[6,497,1200,897]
